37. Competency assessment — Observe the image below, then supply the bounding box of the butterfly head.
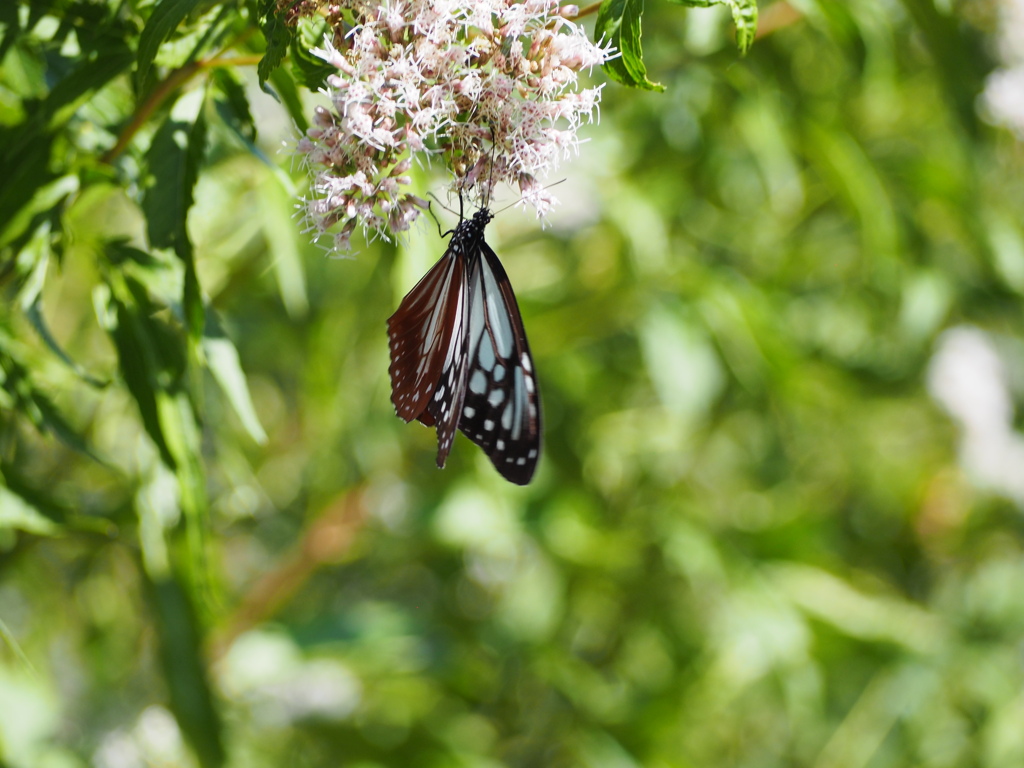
[470,208,493,231]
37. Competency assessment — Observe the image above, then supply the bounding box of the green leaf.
[290,17,335,90]
[267,66,309,134]
[17,223,107,387]
[136,0,203,91]
[0,1,21,63]
[202,317,268,445]
[596,0,664,92]
[0,39,128,239]
[257,171,308,319]
[41,43,135,127]
[105,240,166,268]
[182,109,207,345]
[104,272,188,469]
[144,111,208,343]
[144,119,194,253]
[257,0,293,87]
[0,136,57,246]
[156,389,207,531]
[0,480,62,536]
[211,68,256,144]
[24,299,107,388]
[0,334,105,463]
[0,468,116,536]
[147,573,226,768]
[666,0,759,54]
[897,0,984,137]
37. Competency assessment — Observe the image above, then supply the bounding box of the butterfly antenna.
[425,199,449,238]
[427,191,457,216]
[491,178,567,217]
[484,124,498,210]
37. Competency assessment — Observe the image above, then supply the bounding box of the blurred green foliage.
[3,0,1024,767]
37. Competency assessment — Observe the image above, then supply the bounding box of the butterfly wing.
[387,248,469,467]
[457,241,542,485]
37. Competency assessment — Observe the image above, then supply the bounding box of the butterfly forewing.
[420,266,470,468]
[457,240,541,485]
[387,251,465,424]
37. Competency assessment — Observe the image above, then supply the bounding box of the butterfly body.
[387,209,542,485]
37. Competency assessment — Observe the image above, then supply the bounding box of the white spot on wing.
[470,370,487,394]
[478,334,495,372]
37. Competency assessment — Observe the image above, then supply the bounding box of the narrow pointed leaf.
[267,67,308,134]
[144,112,208,342]
[257,172,308,319]
[211,68,256,144]
[0,339,105,463]
[203,318,268,445]
[147,573,226,768]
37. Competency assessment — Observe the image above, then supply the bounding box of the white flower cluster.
[295,0,612,253]
[982,0,1024,138]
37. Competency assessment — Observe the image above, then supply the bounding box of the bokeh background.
[3,0,1024,766]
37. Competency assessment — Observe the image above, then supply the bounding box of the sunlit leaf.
[40,43,134,126]
[104,273,187,469]
[136,0,203,90]
[211,68,256,144]
[16,224,107,387]
[267,66,308,134]
[596,0,664,91]
[144,111,208,342]
[290,17,335,89]
[0,334,105,462]
[257,172,308,319]
[203,318,269,445]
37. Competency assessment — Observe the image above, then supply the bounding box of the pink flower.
[296,0,613,253]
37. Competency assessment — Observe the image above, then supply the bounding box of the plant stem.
[100,54,264,166]
[567,1,602,20]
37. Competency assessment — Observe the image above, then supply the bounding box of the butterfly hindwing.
[456,239,541,485]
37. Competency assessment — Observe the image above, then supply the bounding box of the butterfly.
[387,207,542,485]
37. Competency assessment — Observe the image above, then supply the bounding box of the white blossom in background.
[927,326,1024,505]
[292,0,612,253]
[93,707,188,768]
[982,0,1024,137]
